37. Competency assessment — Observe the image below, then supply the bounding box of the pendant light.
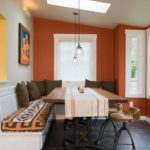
[73,12,78,63]
[76,0,84,56]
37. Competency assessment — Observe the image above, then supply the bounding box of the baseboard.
[140,116,150,123]
[140,116,145,120]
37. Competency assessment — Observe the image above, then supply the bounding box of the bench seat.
[1,99,54,132]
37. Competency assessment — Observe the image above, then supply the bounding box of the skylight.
[47,0,111,13]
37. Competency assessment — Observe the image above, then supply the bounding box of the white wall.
[0,0,33,84]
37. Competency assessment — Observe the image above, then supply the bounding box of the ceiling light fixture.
[76,0,83,56]
[73,12,78,63]
[47,0,111,13]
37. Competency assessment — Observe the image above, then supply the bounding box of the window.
[146,28,150,98]
[54,34,97,82]
[0,15,7,81]
[125,30,145,97]
[47,0,111,13]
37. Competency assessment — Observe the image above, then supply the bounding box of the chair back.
[127,107,140,122]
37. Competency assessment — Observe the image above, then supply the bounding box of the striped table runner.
[65,88,108,118]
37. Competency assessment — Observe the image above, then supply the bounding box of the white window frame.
[54,34,97,86]
[146,28,150,99]
[125,30,146,98]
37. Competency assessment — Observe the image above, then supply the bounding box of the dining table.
[44,87,128,104]
[44,87,128,149]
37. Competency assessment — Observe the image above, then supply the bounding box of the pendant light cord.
[78,0,80,44]
[73,12,78,56]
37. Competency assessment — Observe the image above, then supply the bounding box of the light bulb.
[77,48,81,55]
[73,56,78,63]
[76,43,83,56]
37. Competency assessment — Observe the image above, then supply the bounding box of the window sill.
[0,80,8,83]
[62,81,85,87]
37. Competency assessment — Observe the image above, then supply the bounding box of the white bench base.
[0,84,55,150]
[0,108,55,150]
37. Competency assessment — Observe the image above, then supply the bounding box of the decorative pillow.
[102,80,116,94]
[16,81,29,107]
[27,81,41,101]
[32,80,46,96]
[45,80,62,95]
[85,79,102,88]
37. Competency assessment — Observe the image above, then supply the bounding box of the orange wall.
[33,18,148,116]
[113,24,146,115]
[146,101,150,117]
[33,18,114,81]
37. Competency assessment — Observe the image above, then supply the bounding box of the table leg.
[65,117,102,149]
[75,117,91,146]
[75,117,102,149]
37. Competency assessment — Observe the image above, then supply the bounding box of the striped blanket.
[1,99,54,131]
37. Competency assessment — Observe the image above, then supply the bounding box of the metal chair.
[96,103,121,144]
[110,107,140,150]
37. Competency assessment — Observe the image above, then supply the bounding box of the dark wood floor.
[42,119,150,150]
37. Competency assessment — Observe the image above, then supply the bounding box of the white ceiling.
[23,0,150,29]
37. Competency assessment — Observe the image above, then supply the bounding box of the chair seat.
[109,107,119,114]
[110,112,133,122]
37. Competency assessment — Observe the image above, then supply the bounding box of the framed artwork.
[19,23,30,65]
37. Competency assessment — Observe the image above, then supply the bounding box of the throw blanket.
[1,99,54,131]
[65,88,108,118]
[13,99,45,122]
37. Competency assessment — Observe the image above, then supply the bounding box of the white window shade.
[125,30,146,98]
[54,34,97,82]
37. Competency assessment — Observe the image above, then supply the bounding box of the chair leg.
[110,119,117,135]
[113,127,123,150]
[99,120,108,140]
[97,117,117,143]
[113,122,136,150]
[98,118,109,139]
[126,128,136,150]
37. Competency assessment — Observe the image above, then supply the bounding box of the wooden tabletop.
[92,88,128,103]
[44,87,66,104]
[44,87,128,103]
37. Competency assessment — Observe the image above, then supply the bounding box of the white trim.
[62,81,85,87]
[0,80,8,83]
[0,84,15,93]
[140,116,146,120]
[125,30,146,98]
[54,34,97,81]
[146,28,150,99]
[54,34,97,39]
[140,116,150,123]
[145,116,150,123]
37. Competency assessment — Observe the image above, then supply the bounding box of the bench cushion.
[16,81,29,107]
[85,79,102,88]
[45,80,62,95]
[27,81,41,101]
[102,80,116,94]
[1,99,54,131]
[32,80,46,96]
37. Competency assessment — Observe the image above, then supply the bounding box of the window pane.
[130,38,138,93]
[59,41,91,81]
[125,30,145,98]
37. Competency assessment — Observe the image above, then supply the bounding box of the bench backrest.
[0,85,18,125]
